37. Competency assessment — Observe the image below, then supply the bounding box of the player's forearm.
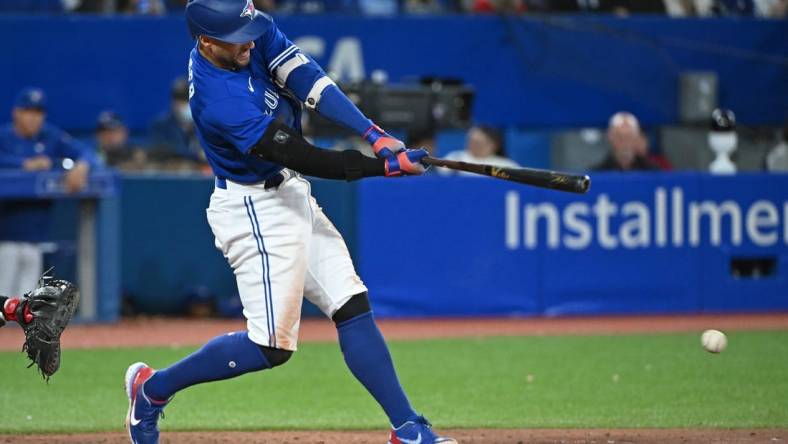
[250,121,385,181]
[314,85,374,135]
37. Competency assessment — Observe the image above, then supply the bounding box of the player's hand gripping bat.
[422,157,591,194]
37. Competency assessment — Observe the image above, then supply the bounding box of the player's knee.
[259,345,293,368]
[332,292,371,325]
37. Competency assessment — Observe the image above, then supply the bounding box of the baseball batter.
[125,1,456,443]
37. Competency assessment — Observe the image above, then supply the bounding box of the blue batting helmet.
[186,0,269,44]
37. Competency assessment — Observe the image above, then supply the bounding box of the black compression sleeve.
[249,121,386,181]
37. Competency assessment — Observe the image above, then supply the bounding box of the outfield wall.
[106,173,788,317]
[358,173,788,316]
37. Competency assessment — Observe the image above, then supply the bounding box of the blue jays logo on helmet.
[240,0,256,19]
[186,0,271,44]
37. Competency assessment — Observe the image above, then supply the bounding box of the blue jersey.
[189,14,376,184]
[0,123,96,169]
[189,21,305,183]
[0,122,97,242]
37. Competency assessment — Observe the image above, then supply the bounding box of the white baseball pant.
[206,170,367,350]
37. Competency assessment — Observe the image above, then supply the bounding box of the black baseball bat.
[422,157,591,194]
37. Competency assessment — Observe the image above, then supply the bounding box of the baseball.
[701,329,727,353]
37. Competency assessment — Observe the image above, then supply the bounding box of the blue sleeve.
[203,98,273,154]
[0,134,26,168]
[257,20,373,136]
[0,154,25,169]
[52,128,99,167]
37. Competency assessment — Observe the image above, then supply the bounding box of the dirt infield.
[3,314,788,443]
[2,312,788,351]
[4,429,787,444]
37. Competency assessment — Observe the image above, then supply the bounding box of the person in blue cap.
[0,87,98,299]
[123,1,456,444]
[96,110,147,170]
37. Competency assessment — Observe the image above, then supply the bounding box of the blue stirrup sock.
[144,331,270,402]
[337,311,417,428]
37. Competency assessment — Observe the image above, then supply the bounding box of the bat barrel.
[422,156,591,194]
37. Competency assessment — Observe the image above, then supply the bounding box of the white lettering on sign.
[504,187,788,250]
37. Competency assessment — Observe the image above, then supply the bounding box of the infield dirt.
[4,429,787,443]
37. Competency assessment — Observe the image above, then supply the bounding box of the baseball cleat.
[125,362,168,444]
[388,415,457,444]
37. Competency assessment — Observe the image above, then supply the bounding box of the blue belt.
[215,172,286,190]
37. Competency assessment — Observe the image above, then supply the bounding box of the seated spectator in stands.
[467,0,527,13]
[666,0,786,17]
[766,122,788,171]
[117,0,166,14]
[438,125,520,175]
[593,111,661,171]
[359,0,399,14]
[66,0,166,13]
[277,0,359,13]
[758,0,788,17]
[166,0,188,9]
[530,0,666,14]
[405,0,461,13]
[0,87,97,298]
[164,0,275,12]
[95,111,147,171]
[148,76,206,171]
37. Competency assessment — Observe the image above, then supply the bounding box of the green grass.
[1,332,787,433]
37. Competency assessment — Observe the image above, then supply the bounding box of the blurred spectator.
[251,0,276,12]
[765,122,788,171]
[405,0,461,13]
[593,111,661,171]
[759,0,788,16]
[359,0,399,14]
[95,110,148,171]
[438,125,519,175]
[0,87,97,297]
[117,0,167,14]
[148,76,205,170]
[67,0,166,13]
[666,0,787,16]
[277,0,359,13]
[467,0,527,13]
[166,0,188,9]
[523,0,666,13]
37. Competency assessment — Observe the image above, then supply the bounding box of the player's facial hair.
[200,38,250,71]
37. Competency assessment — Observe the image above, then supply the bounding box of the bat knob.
[578,175,591,193]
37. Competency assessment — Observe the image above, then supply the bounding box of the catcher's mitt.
[14,274,80,380]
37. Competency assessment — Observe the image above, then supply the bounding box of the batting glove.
[385,148,429,177]
[364,124,405,160]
